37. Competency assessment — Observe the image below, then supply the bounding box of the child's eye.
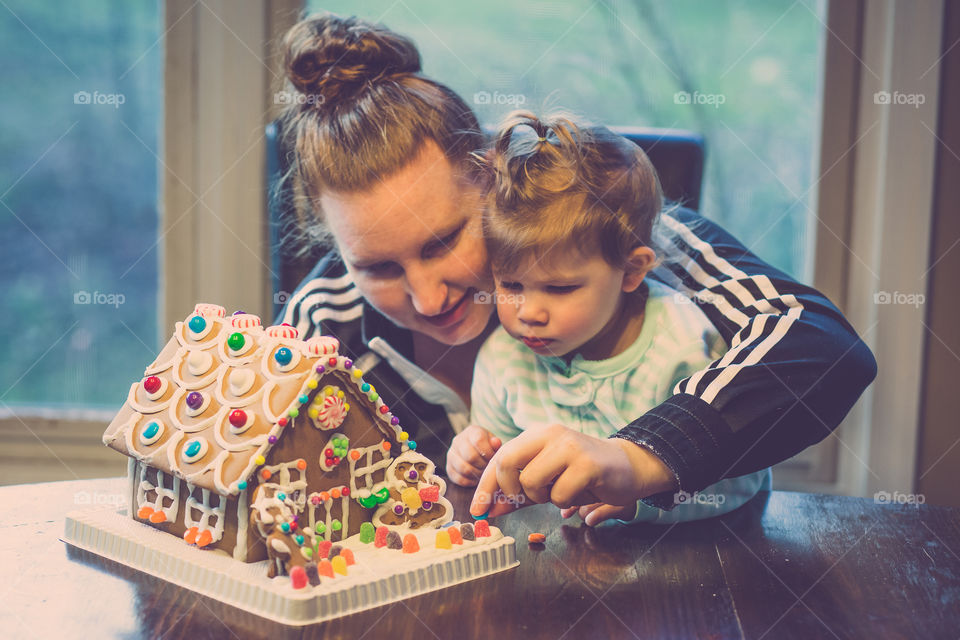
[361,262,402,279]
[546,284,580,294]
[498,281,523,291]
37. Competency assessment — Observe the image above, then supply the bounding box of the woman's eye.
[498,281,522,291]
[546,285,580,294]
[423,226,462,258]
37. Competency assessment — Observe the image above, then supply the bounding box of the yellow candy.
[401,487,422,510]
[399,432,409,441]
[435,530,452,550]
[343,403,350,412]
[323,385,334,396]
[255,455,265,465]
[308,408,319,419]
[331,555,348,575]
[337,390,344,399]
[307,379,318,389]
[352,369,363,378]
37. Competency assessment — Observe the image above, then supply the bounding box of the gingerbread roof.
[102,303,404,496]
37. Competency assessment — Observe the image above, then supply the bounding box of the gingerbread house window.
[259,459,308,512]
[307,487,350,541]
[348,442,392,494]
[184,485,227,544]
[136,464,181,522]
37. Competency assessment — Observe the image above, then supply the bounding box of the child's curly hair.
[479,110,663,274]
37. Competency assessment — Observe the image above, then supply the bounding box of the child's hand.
[560,503,635,527]
[445,425,502,487]
[469,424,677,518]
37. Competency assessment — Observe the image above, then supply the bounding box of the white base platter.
[63,508,518,626]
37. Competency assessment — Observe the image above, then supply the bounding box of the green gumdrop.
[359,522,375,544]
[331,519,342,531]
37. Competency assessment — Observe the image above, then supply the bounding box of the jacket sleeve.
[613,207,877,506]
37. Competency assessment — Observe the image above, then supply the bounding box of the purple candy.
[186,391,203,410]
[344,360,352,369]
[233,310,246,315]
[408,469,418,481]
[315,365,325,374]
[422,501,433,510]
[390,416,400,426]
[393,504,404,515]
[268,435,277,444]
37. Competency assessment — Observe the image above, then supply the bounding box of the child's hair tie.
[537,136,547,142]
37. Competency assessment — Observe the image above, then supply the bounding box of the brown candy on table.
[304,562,321,586]
[461,523,475,541]
[386,531,403,550]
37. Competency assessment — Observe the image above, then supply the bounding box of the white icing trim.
[136,464,181,522]
[348,442,392,495]
[186,349,214,376]
[307,490,350,541]
[233,488,248,561]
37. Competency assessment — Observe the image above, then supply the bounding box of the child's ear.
[621,246,657,293]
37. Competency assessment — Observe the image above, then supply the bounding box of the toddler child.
[457,110,770,525]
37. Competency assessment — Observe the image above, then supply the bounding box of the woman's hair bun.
[283,13,422,103]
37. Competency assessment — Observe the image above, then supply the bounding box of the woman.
[276,13,876,519]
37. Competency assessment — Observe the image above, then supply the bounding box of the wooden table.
[1,477,957,639]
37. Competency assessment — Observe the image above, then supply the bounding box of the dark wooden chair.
[266,122,705,319]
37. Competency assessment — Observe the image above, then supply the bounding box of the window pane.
[0,1,161,408]
[305,0,825,279]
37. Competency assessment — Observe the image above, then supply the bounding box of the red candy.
[143,376,161,394]
[379,405,389,414]
[419,486,440,502]
[290,565,308,589]
[317,540,332,559]
[229,409,246,428]
[474,520,491,538]
[278,417,288,427]
[374,526,388,548]
[341,487,350,497]
[402,533,420,554]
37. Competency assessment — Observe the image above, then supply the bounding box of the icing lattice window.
[184,485,227,543]
[137,463,181,521]
[307,489,351,541]
[260,459,308,512]
[348,441,392,494]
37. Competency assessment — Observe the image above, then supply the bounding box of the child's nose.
[517,300,548,326]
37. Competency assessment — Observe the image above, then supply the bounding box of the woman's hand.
[469,423,677,518]
[445,425,502,487]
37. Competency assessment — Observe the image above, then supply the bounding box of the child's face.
[494,249,634,359]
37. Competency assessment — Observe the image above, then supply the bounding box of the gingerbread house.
[102,303,450,565]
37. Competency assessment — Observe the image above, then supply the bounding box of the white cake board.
[62,508,518,626]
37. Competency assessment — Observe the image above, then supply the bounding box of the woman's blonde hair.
[278,13,484,246]
[479,111,663,273]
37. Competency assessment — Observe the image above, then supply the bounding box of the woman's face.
[319,140,495,346]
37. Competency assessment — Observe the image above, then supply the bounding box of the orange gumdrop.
[319,491,330,502]
[331,488,341,499]
[448,527,463,545]
[136,506,154,520]
[402,533,420,554]
[318,559,334,578]
[183,527,199,544]
[340,548,356,566]
[196,530,213,547]
[149,511,167,524]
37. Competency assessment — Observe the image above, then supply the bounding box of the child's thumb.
[490,436,502,450]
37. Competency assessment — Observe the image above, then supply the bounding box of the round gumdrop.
[290,565,308,589]
[402,534,420,554]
